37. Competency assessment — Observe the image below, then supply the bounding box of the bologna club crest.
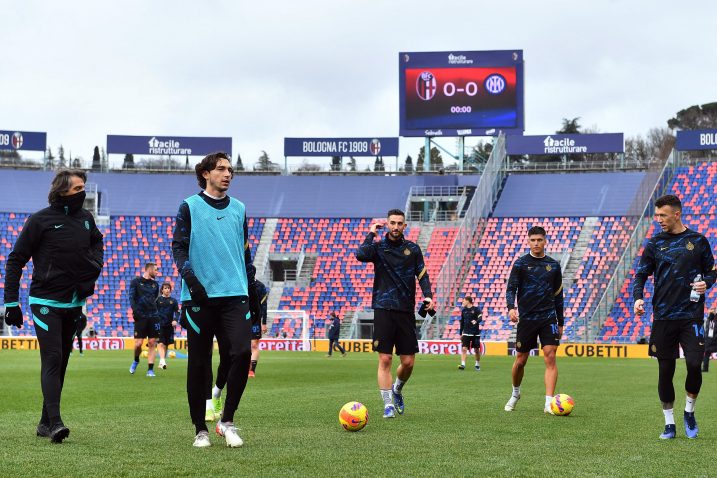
[11,132,23,149]
[416,71,436,101]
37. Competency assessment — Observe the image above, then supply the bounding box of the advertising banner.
[2,337,652,359]
[312,339,507,356]
[107,135,232,156]
[0,130,47,152]
[506,133,624,155]
[675,129,717,151]
[284,137,399,157]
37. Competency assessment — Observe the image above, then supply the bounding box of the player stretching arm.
[355,209,434,419]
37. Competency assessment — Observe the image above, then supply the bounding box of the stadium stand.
[7,165,713,344]
[271,218,419,338]
[444,217,582,342]
[563,216,633,340]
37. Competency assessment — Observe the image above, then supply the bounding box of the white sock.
[380,389,393,407]
[393,378,406,393]
[212,385,222,399]
[475,360,480,366]
[545,395,552,409]
[512,386,521,398]
[685,396,696,413]
[663,408,675,425]
[205,399,213,410]
[461,360,465,366]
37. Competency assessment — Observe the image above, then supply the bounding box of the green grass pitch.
[1,350,715,477]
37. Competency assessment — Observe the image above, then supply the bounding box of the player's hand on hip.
[262,324,267,334]
[508,309,519,323]
[634,299,645,316]
[692,280,707,294]
[558,326,564,339]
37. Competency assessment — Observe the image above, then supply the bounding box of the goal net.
[266,309,310,350]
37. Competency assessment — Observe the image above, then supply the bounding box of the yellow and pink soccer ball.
[339,401,368,432]
[550,394,575,416]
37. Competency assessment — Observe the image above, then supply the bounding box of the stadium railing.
[428,134,507,339]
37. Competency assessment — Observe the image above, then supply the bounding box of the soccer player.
[702,306,716,372]
[210,278,269,419]
[209,277,269,422]
[458,296,482,371]
[74,312,88,356]
[172,152,260,448]
[3,169,104,443]
[326,312,347,357]
[504,226,564,414]
[156,282,179,370]
[633,194,715,439]
[355,209,434,419]
[249,279,269,377]
[128,262,161,377]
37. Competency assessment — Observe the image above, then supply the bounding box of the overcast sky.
[3,0,716,169]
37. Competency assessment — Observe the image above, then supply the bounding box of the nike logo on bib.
[54,224,64,229]
[217,216,226,220]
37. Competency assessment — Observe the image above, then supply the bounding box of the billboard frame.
[398,50,525,138]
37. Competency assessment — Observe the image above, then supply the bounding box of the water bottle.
[690,274,702,302]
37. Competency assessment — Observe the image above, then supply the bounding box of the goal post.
[267,309,310,350]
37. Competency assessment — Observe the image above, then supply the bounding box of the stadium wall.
[0,170,477,218]
[493,172,646,217]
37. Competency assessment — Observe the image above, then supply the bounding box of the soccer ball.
[339,401,368,432]
[550,394,575,416]
[141,350,149,358]
[168,351,176,358]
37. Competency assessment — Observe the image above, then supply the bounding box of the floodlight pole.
[424,136,430,172]
[284,156,288,175]
[458,136,465,170]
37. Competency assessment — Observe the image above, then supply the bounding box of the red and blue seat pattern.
[271,218,419,338]
[445,218,582,342]
[5,159,716,345]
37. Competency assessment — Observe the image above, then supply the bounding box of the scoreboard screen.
[399,50,524,137]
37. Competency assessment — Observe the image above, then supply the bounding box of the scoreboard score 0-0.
[399,50,524,137]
